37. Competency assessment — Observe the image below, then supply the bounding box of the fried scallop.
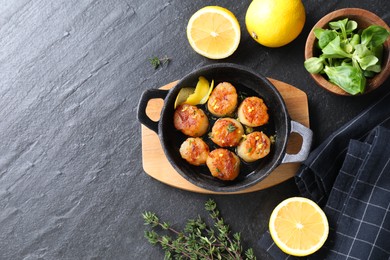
[237,131,271,162]
[174,104,209,137]
[179,137,209,166]
[210,118,244,147]
[237,96,269,127]
[207,82,238,117]
[206,148,240,181]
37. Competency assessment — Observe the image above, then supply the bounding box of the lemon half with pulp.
[269,197,329,256]
[187,6,241,59]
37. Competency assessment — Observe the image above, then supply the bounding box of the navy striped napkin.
[259,91,390,259]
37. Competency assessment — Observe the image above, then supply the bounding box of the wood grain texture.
[141,78,309,194]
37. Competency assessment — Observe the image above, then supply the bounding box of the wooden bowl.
[305,8,390,95]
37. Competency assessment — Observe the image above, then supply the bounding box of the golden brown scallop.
[207,82,238,117]
[174,104,209,137]
[237,96,269,127]
[210,118,244,147]
[237,131,271,162]
[179,137,209,166]
[206,148,240,181]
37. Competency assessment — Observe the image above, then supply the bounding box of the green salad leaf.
[329,18,349,39]
[345,20,358,34]
[361,25,390,48]
[314,28,338,49]
[304,57,325,74]
[324,65,366,95]
[353,44,379,70]
[350,34,360,48]
[322,36,353,59]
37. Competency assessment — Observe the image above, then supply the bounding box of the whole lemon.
[245,0,306,47]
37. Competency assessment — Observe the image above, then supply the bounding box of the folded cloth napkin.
[259,91,390,259]
[296,91,390,207]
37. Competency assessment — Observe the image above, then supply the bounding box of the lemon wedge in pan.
[199,79,214,104]
[173,77,214,109]
[174,87,195,109]
[185,76,212,105]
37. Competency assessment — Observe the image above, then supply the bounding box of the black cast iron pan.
[137,63,312,192]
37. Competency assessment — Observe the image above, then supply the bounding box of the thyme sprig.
[143,199,256,260]
[149,55,170,69]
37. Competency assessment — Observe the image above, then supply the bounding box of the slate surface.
[0,0,389,259]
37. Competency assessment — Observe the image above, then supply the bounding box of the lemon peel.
[174,77,214,109]
[174,87,195,109]
[199,79,214,104]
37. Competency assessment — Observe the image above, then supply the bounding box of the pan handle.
[281,121,313,163]
[137,89,169,134]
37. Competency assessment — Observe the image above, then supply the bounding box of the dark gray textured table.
[0,0,389,259]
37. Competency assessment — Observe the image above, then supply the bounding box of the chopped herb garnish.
[245,126,254,134]
[227,123,237,133]
[239,92,248,101]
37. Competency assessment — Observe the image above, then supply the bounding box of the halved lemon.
[186,6,241,59]
[269,197,329,256]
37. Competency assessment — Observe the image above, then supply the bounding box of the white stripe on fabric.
[367,202,390,259]
[340,213,390,233]
[355,180,390,193]
[346,156,390,258]
[335,231,390,255]
[331,187,390,211]
[329,249,361,259]
[345,152,365,160]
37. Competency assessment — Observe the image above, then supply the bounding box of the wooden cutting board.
[141,78,309,194]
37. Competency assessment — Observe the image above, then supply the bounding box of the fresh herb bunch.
[304,18,390,95]
[149,55,170,69]
[142,199,256,260]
